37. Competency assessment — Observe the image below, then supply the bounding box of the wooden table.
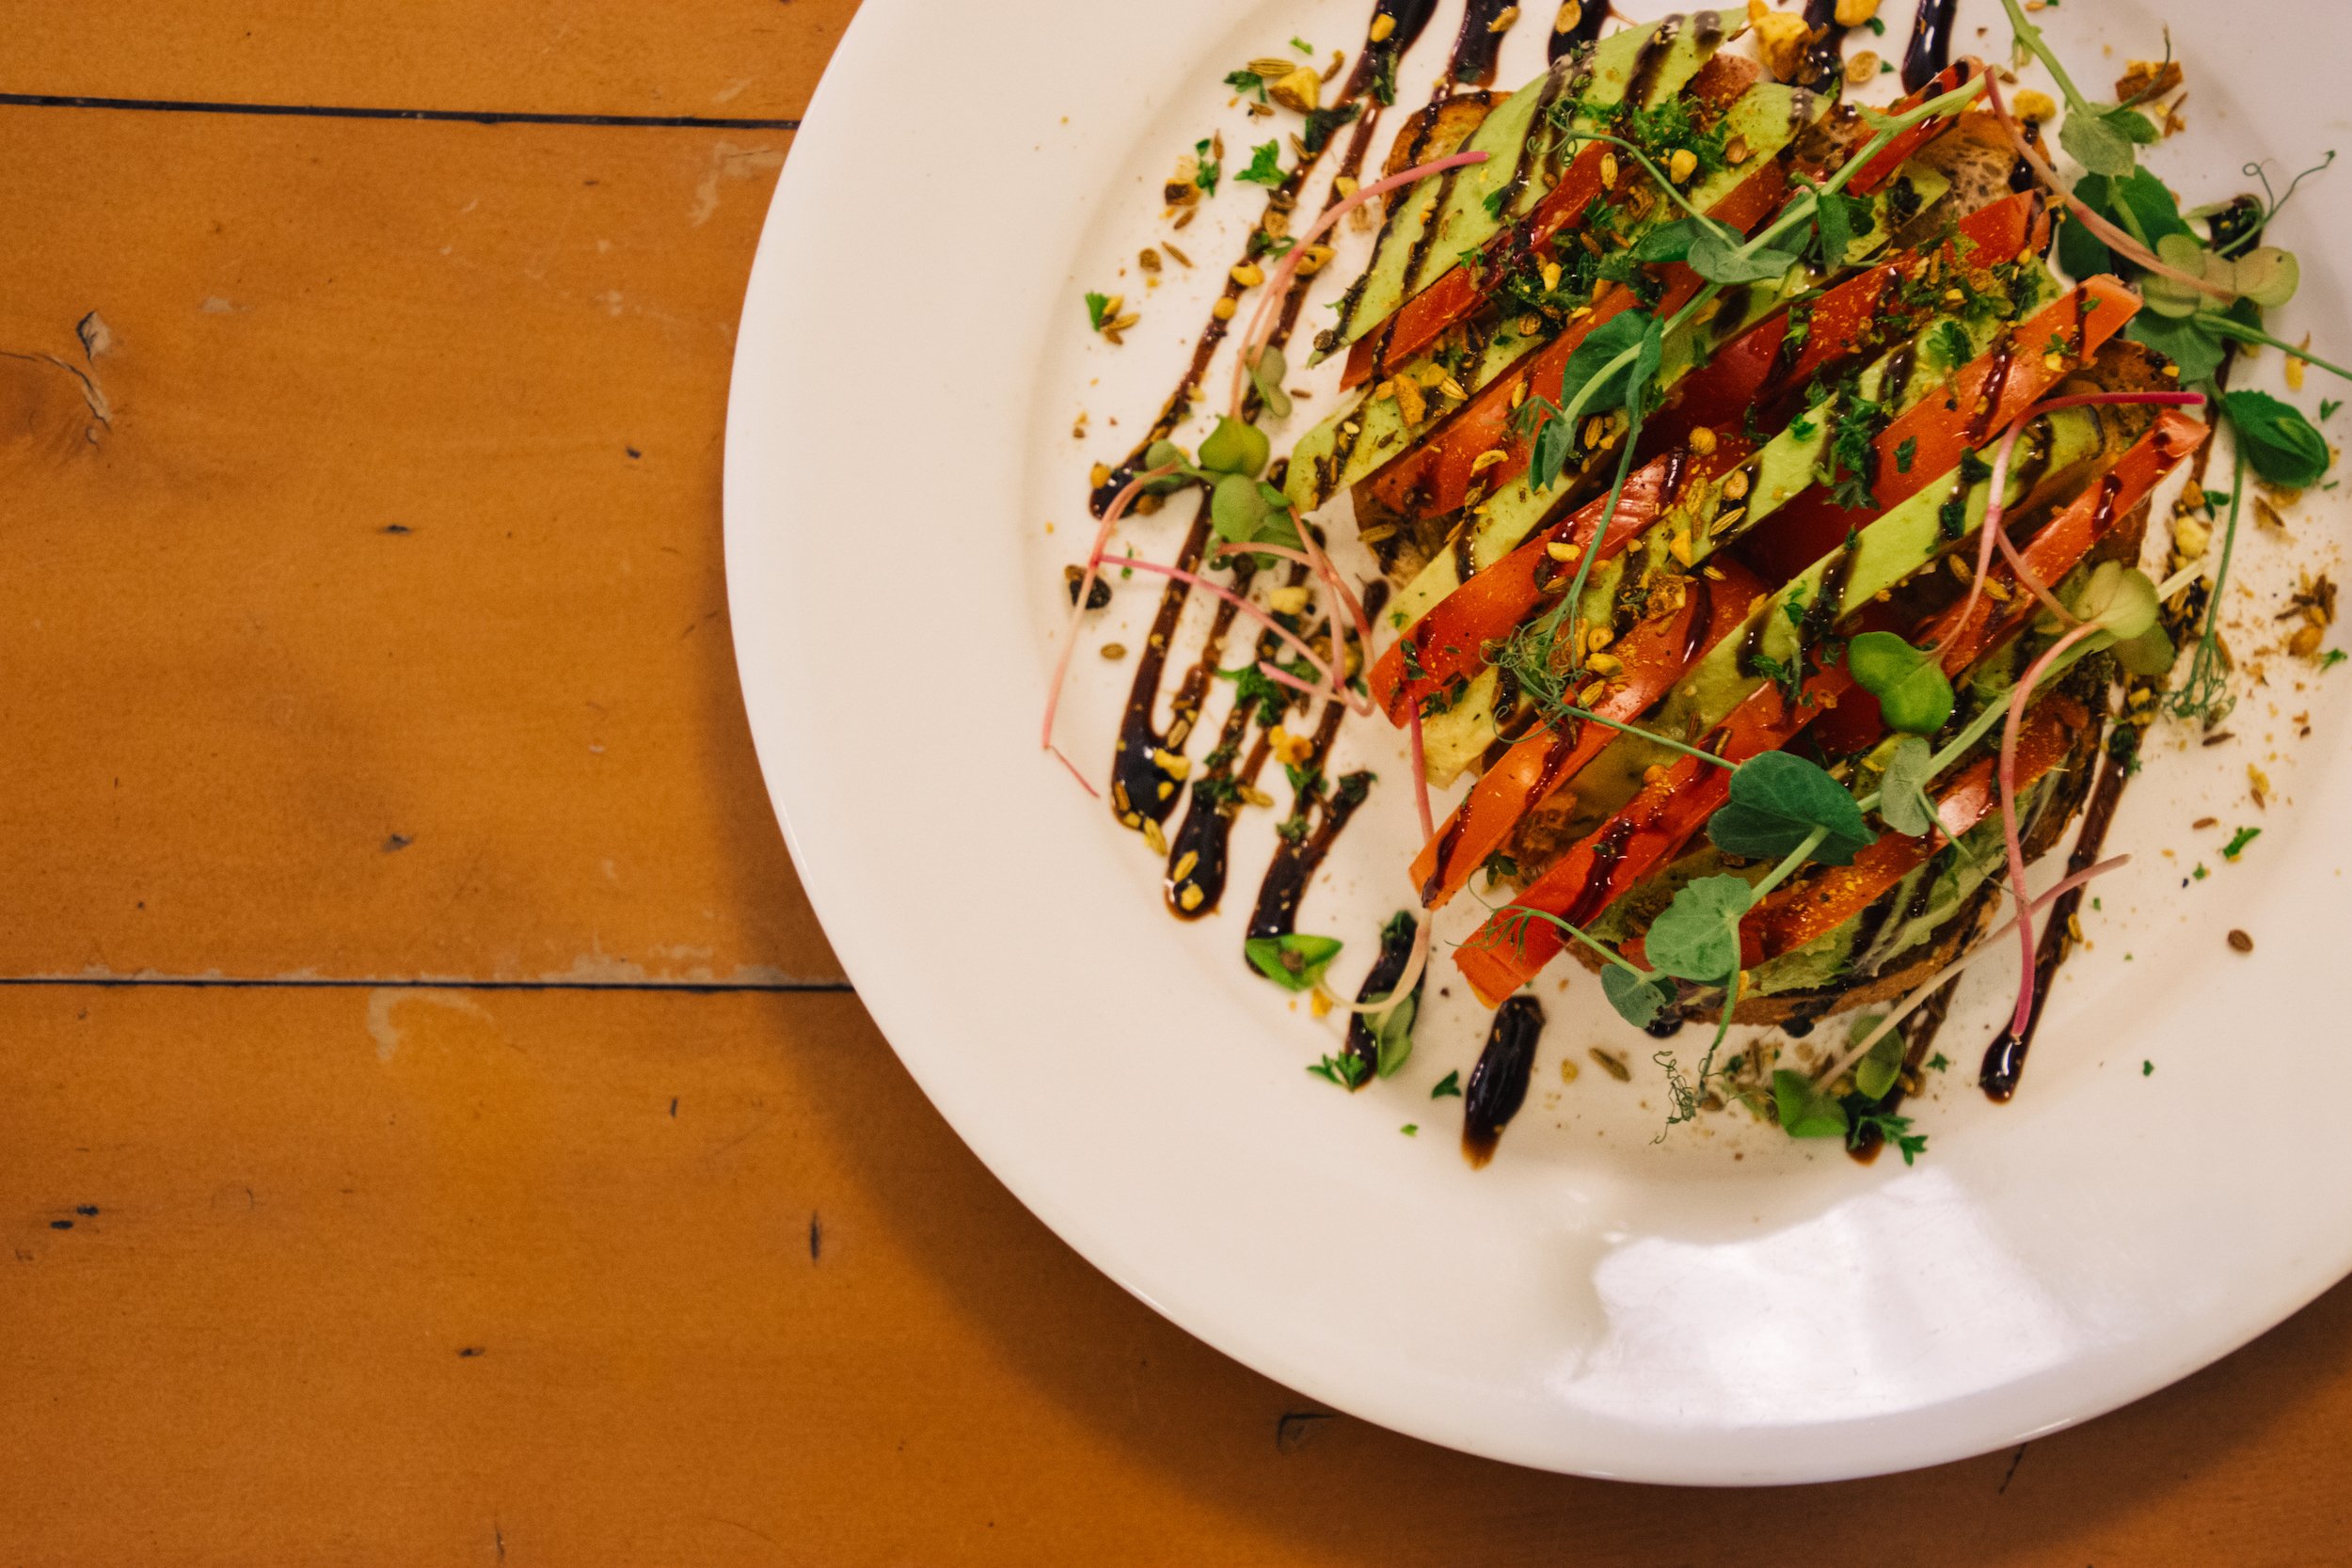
[4,6,2347,1560]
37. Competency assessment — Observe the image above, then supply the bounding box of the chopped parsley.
[1928,1053,1952,1073]
[1225,69,1267,103]
[1237,140,1286,188]
[1085,292,1111,330]
[2323,648,2348,669]
[2325,400,2344,421]
[1194,138,1220,196]
[1895,435,1918,474]
[1851,1112,1929,1165]
[1430,1070,1463,1100]
[1309,1053,1372,1088]
[2221,826,2262,861]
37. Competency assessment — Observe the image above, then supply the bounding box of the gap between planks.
[0,91,802,131]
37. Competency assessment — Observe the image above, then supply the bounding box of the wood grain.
[0,103,837,983]
[5,986,2348,1566]
[4,1,2350,1560]
[11,0,861,122]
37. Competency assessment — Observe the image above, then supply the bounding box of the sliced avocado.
[1284,29,1765,517]
[1412,267,2043,781]
[1564,404,2112,822]
[1384,148,1947,639]
[1333,16,1740,356]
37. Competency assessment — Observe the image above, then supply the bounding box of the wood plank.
[5,985,2349,1564]
[0,105,838,982]
[9,0,859,123]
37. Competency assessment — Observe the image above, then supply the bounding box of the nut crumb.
[2228,929,2255,954]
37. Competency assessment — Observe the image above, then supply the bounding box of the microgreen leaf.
[1631,217,1705,264]
[1208,471,1300,551]
[1877,736,1941,838]
[2126,311,2224,387]
[1367,988,1419,1078]
[1247,933,1343,991]
[2222,390,2332,486]
[1847,631,1956,735]
[1237,140,1286,188]
[1555,310,1657,427]
[1687,228,1803,285]
[1199,415,1271,478]
[1247,345,1294,420]
[1853,1017,1906,1101]
[1644,875,1752,984]
[2072,560,2160,642]
[1814,191,1869,269]
[2111,621,2178,678]
[2058,111,2138,180]
[1601,965,1678,1029]
[1772,1069,1850,1139]
[1707,752,1877,867]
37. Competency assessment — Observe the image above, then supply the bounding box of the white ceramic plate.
[727,0,2352,1482]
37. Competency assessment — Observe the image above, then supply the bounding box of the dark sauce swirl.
[1899,0,1959,93]
[1463,996,1545,1166]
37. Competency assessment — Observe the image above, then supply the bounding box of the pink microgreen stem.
[1996,619,2108,1034]
[1817,852,2133,1085]
[1324,914,1433,1018]
[1042,463,1178,792]
[1112,557,1369,714]
[1982,76,2234,301]
[1936,392,2209,651]
[1229,149,1494,422]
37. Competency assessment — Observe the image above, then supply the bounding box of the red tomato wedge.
[1352,166,1791,527]
[1726,695,2086,971]
[1351,60,1989,525]
[1342,57,1983,394]
[1410,557,1767,908]
[1736,277,2142,580]
[1641,188,2051,456]
[1367,436,1754,719]
[1365,191,2055,724]
[1340,55,1762,391]
[1452,407,2206,1006]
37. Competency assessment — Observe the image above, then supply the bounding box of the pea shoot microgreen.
[1248,933,1343,992]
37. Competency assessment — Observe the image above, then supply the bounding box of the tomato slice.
[1351,60,1991,526]
[1351,166,1790,528]
[1726,695,2084,972]
[1451,407,2206,1006]
[1340,54,1763,392]
[1366,436,1753,718]
[1411,558,1767,907]
[1364,191,2054,722]
[1735,276,2141,580]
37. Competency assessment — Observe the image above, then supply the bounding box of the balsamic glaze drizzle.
[1980,740,2133,1101]
[1549,0,1613,59]
[1899,0,1959,93]
[1463,996,1545,1165]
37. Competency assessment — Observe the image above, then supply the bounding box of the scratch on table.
[366,988,492,1061]
[809,1212,822,1261]
[690,141,785,227]
[1997,1442,2030,1495]
[1276,1410,1334,1453]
